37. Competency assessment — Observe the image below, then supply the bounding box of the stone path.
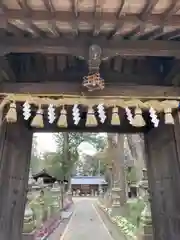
[60,198,114,240]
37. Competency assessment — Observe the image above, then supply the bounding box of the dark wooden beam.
[17,0,40,37]
[1,82,180,98]
[32,119,148,134]
[20,72,161,85]
[0,18,27,37]
[0,37,180,58]
[0,56,16,81]
[161,0,180,20]
[140,0,158,21]
[6,22,26,36]
[109,0,125,40]
[116,0,125,18]
[140,27,164,40]
[70,0,79,35]
[93,0,102,36]
[162,29,180,40]
[124,26,141,39]
[164,60,180,85]
[131,0,178,40]
[42,0,60,37]
[129,0,158,39]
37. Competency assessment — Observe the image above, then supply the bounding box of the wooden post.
[0,117,33,240]
[144,116,180,240]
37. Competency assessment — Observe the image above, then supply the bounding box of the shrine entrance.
[1,110,180,240]
[0,0,180,239]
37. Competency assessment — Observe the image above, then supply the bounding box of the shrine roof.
[71,176,107,185]
[32,168,56,179]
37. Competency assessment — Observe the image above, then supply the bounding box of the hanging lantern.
[82,45,104,91]
[82,73,105,91]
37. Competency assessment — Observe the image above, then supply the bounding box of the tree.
[30,135,42,174]
[76,152,106,176]
[43,132,106,181]
[126,134,145,181]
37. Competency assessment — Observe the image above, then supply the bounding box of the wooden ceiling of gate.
[1,0,180,93]
[1,0,180,41]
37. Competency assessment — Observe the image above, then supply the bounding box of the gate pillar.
[144,113,180,240]
[0,116,33,240]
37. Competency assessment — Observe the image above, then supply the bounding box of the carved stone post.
[139,168,153,240]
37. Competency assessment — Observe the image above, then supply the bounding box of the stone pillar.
[67,189,73,203]
[138,169,153,240]
[0,117,33,240]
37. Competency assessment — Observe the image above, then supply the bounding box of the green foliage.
[43,152,64,179]
[29,188,58,228]
[126,167,137,185]
[30,135,42,174]
[99,198,145,240]
[43,133,107,180]
[77,153,107,176]
[99,203,137,240]
[126,199,145,227]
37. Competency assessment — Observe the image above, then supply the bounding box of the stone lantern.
[23,204,35,233]
[111,184,121,207]
[51,181,61,213]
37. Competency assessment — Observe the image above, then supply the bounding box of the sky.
[34,133,98,155]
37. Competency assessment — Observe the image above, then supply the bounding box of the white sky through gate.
[34,133,57,153]
[34,133,106,155]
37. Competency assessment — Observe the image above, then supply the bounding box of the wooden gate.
[0,111,180,239]
[145,113,180,240]
[0,0,180,239]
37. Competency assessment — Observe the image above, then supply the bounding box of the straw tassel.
[111,107,120,125]
[57,107,68,127]
[6,102,17,123]
[132,107,146,127]
[86,107,97,127]
[164,108,174,125]
[31,108,44,128]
